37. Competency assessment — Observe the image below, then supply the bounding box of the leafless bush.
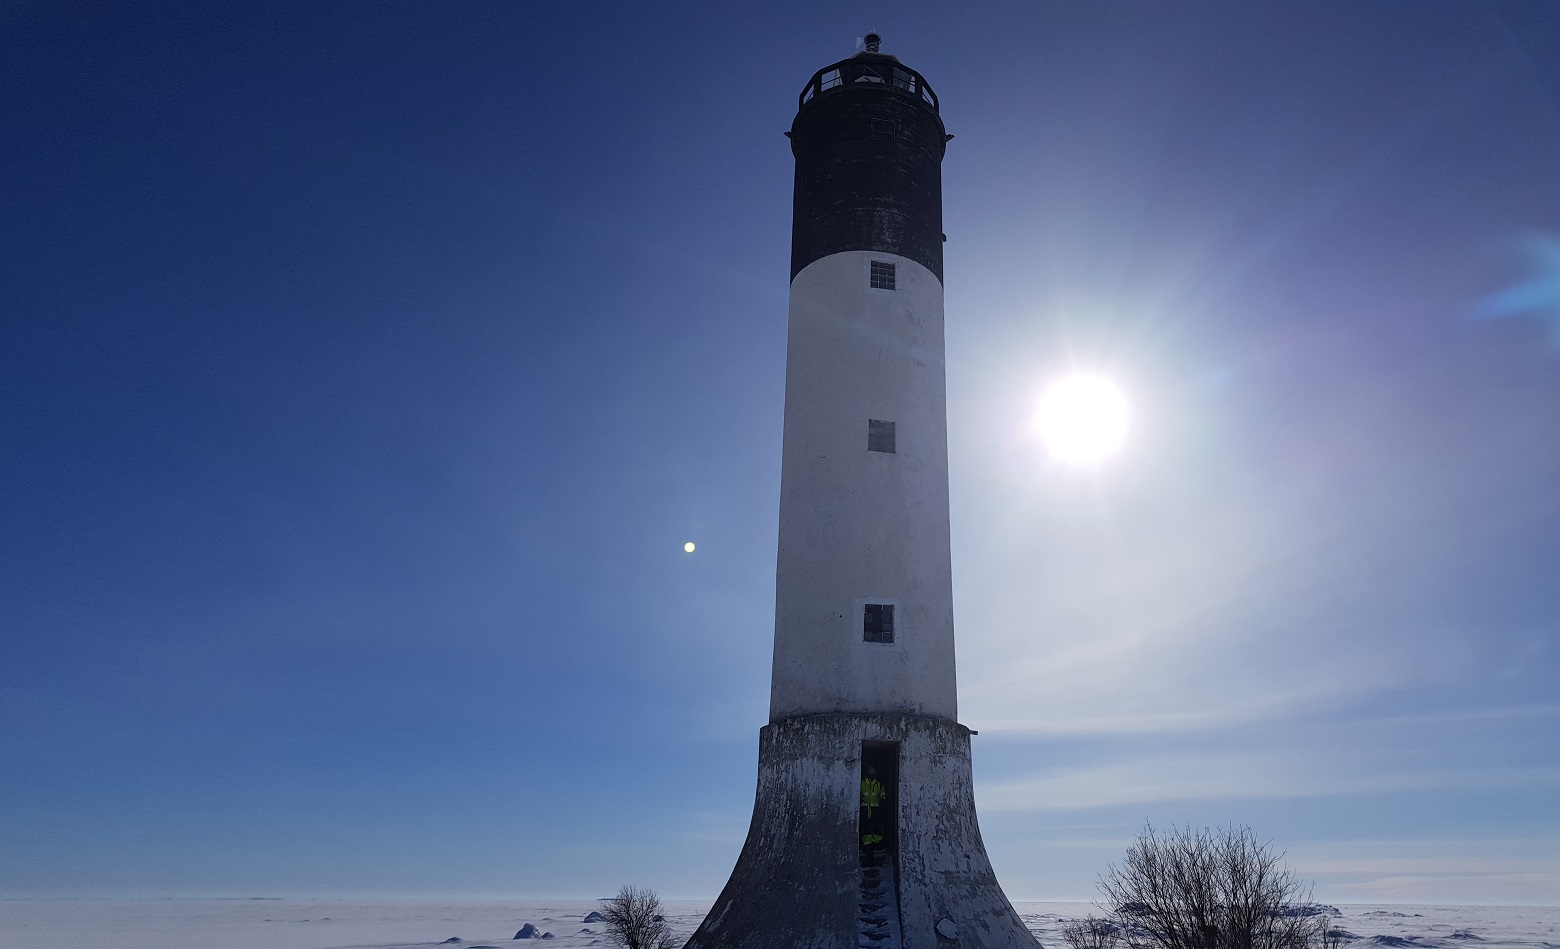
[599,884,677,949]
[1064,915,1124,949]
[1096,825,1335,949]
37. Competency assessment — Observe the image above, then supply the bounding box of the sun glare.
[1034,373,1129,465]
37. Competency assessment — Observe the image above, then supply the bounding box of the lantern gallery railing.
[799,58,938,113]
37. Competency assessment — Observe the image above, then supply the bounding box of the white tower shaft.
[772,250,956,721]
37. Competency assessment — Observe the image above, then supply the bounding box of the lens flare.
[1034,373,1129,465]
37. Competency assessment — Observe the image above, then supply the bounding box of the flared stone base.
[685,714,1037,949]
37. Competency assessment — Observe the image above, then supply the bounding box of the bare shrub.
[1064,915,1123,949]
[599,884,677,949]
[1097,825,1335,949]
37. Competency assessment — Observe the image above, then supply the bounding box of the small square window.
[871,117,897,142]
[870,261,896,290]
[863,603,895,643]
[868,419,896,453]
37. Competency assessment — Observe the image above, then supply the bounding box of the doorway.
[858,741,899,864]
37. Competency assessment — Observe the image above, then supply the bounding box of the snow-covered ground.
[1,898,1556,949]
[1012,904,1560,949]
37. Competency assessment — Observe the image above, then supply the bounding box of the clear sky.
[3,1,1559,906]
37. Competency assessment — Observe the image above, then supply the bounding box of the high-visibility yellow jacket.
[860,778,885,816]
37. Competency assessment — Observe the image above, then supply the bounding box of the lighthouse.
[684,36,1036,949]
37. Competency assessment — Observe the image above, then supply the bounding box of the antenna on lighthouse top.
[863,32,882,53]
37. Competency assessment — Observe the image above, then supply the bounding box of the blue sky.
[3,1,1559,905]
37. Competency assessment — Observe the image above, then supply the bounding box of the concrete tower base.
[685,715,1036,949]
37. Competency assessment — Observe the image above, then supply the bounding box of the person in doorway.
[860,765,888,862]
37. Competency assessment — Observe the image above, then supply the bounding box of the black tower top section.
[789,40,948,283]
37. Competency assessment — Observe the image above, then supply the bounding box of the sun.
[1034,373,1129,465]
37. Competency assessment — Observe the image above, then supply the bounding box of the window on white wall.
[863,603,895,644]
[868,419,896,453]
[870,261,896,290]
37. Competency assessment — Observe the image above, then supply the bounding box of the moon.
[1034,373,1129,465]
[684,541,697,553]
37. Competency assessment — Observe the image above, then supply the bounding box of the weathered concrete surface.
[684,714,1037,949]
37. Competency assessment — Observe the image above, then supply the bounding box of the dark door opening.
[858,741,900,865]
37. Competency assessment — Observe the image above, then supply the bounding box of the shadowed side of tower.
[684,38,1036,949]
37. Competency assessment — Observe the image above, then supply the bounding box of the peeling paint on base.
[684,714,1038,949]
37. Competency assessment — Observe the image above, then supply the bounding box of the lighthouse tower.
[684,37,1036,949]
